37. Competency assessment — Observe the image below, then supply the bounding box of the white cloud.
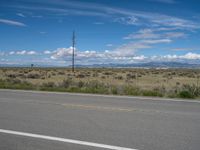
[114,16,139,25]
[8,50,37,55]
[122,28,185,55]
[9,51,15,55]
[9,0,200,30]
[124,29,186,40]
[51,47,73,60]
[142,39,172,44]
[0,19,26,27]
[179,52,200,60]
[124,29,160,40]
[44,50,52,54]
[49,43,200,65]
[115,42,151,56]
[3,48,200,65]
[132,55,147,60]
[150,53,200,61]
[16,13,26,17]
[27,51,37,55]
[16,50,26,55]
[50,46,149,65]
[165,32,186,38]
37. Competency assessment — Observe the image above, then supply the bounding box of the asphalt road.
[0,89,200,150]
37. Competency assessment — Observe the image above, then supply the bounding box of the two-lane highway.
[0,89,200,150]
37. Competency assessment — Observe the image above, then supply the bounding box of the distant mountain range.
[0,62,200,68]
[74,62,199,68]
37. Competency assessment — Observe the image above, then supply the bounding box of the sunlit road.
[0,89,200,150]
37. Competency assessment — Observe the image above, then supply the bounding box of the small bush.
[41,82,56,88]
[124,86,140,95]
[111,87,118,94]
[76,74,85,78]
[26,73,40,79]
[77,81,84,88]
[115,75,123,80]
[60,79,73,88]
[7,74,16,78]
[142,90,163,97]
[179,91,194,99]
[126,74,136,80]
[58,71,65,75]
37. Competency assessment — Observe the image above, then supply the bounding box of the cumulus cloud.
[51,47,73,60]
[50,48,142,64]
[50,47,147,64]
[151,53,200,61]
[27,51,37,55]
[50,27,181,64]
[179,53,200,60]
[9,50,37,55]
[0,19,26,27]
[49,46,200,65]
[44,50,53,54]
[9,51,15,55]
[16,50,26,55]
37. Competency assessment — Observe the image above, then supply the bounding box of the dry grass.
[0,67,200,99]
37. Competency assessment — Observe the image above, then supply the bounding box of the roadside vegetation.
[0,67,200,99]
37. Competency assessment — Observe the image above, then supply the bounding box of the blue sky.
[0,0,200,66]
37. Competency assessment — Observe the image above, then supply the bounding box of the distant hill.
[75,62,200,68]
[0,62,200,68]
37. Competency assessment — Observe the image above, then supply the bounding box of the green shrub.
[60,79,73,88]
[41,82,56,88]
[26,73,40,79]
[0,79,34,90]
[124,86,140,95]
[111,87,118,94]
[179,91,194,99]
[77,81,84,88]
[142,90,163,97]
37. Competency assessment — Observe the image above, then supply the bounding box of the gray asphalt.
[0,89,200,150]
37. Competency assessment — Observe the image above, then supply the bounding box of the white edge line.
[0,89,200,103]
[0,129,137,150]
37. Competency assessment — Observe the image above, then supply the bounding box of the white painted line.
[0,129,138,150]
[0,89,200,103]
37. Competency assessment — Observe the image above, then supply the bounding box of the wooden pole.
[72,31,75,73]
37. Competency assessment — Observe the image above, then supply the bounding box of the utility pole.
[72,31,75,73]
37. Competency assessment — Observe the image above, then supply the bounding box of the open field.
[0,67,200,99]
